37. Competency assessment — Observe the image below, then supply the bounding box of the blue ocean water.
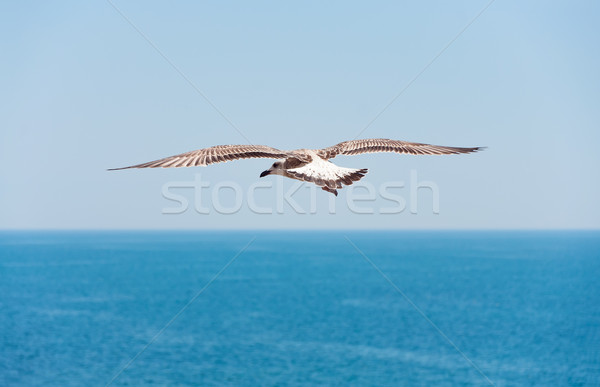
[0,231,599,386]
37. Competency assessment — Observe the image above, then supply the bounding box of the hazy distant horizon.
[2,228,599,232]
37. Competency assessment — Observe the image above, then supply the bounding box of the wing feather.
[109,144,289,170]
[318,138,483,159]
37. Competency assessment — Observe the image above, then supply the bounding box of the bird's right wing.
[109,144,289,170]
[318,138,483,159]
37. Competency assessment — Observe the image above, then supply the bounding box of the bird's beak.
[259,170,270,178]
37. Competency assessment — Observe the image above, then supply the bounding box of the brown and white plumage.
[317,138,480,159]
[110,138,483,195]
[108,145,289,169]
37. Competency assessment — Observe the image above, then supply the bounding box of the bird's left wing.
[109,144,289,170]
[318,138,483,159]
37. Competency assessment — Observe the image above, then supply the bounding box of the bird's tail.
[286,161,369,196]
[318,167,368,196]
[335,167,369,188]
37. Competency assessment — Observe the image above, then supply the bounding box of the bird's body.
[259,149,369,195]
[110,138,483,195]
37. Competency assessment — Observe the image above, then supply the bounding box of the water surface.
[1,231,599,386]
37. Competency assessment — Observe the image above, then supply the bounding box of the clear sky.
[1,1,599,229]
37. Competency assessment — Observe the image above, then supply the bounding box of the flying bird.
[109,138,483,196]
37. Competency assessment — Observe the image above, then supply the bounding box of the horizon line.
[1,228,599,232]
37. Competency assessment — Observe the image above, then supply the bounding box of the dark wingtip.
[457,146,486,154]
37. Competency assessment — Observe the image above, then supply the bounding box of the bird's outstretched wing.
[318,138,483,159]
[109,145,289,170]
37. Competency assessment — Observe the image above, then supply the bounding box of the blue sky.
[1,1,599,229]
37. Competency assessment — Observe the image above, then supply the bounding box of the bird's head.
[260,160,285,178]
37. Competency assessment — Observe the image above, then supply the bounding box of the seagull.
[109,138,483,196]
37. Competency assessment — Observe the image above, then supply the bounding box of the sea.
[0,231,599,386]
